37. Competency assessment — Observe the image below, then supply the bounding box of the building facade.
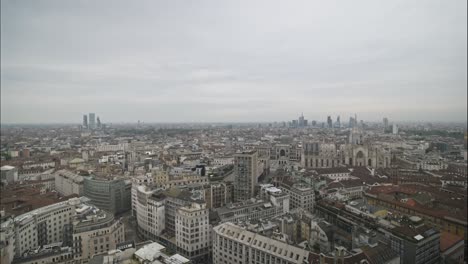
[1,166,18,185]
[54,170,84,196]
[83,177,131,215]
[175,202,210,261]
[213,222,309,264]
[215,190,289,224]
[72,203,125,262]
[233,151,258,202]
[279,182,314,212]
[302,142,392,169]
[133,185,166,241]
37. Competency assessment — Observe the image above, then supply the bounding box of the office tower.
[379,217,440,264]
[291,120,298,128]
[349,117,354,128]
[327,116,333,128]
[96,116,101,128]
[383,117,389,131]
[298,113,305,127]
[89,113,96,129]
[82,114,88,128]
[392,124,398,134]
[83,177,131,215]
[336,115,341,128]
[233,150,258,202]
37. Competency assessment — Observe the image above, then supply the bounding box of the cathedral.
[302,128,392,169]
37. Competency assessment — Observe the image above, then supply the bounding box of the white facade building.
[95,143,128,152]
[133,185,166,240]
[279,183,315,212]
[12,198,80,257]
[0,213,15,264]
[212,157,234,167]
[175,202,210,261]
[0,166,18,185]
[392,124,398,134]
[54,170,84,196]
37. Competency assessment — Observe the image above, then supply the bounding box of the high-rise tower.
[82,115,88,129]
[233,150,258,202]
[89,113,96,129]
[383,117,389,131]
[327,116,333,128]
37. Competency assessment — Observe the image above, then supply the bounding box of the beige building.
[12,246,74,264]
[204,182,232,209]
[302,142,392,169]
[9,197,124,263]
[72,203,125,262]
[132,185,166,241]
[13,198,78,257]
[54,170,84,196]
[175,202,210,262]
[279,182,315,212]
[213,222,309,264]
[0,213,15,264]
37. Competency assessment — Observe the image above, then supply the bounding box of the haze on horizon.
[1,0,467,124]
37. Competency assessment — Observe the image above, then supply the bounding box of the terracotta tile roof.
[440,231,464,252]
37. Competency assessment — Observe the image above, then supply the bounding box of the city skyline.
[2,113,468,125]
[1,0,467,123]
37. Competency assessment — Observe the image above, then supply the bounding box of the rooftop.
[440,231,464,252]
[0,165,16,171]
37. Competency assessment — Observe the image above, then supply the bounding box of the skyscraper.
[336,115,341,128]
[349,117,354,128]
[298,113,305,127]
[96,116,101,128]
[82,115,88,129]
[327,116,333,128]
[392,124,398,134]
[89,113,96,129]
[233,150,258,202]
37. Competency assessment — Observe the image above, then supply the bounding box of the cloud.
[1,0,466,123]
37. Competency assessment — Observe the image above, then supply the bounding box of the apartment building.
[13,198,78,257]
[215,190,289,223]
[72,203,125,262]
[54,170,84,196]
[133,185,165,241]
[278,182,315,212]
[233,150,258,202]
[213,222,309,264]
[175,202,210,261]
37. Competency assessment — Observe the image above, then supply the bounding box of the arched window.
[280,149,286,157]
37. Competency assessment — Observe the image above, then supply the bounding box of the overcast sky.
[1,0,466,123]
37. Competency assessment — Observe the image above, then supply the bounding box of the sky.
[1,0,467,124]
